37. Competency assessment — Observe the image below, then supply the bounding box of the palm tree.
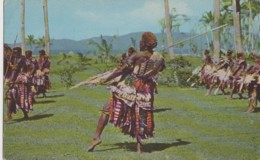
[164,0,174,61]
[21,0,26,55]
[200,11,214,50]
[241,0,260,52]
[232,0,243,53]
[87,35,116,63]
[43,0,50,56]
[220,0,233,51]
[170,8,190,33]
[213,0,221,59]
[26,34,36,50]
[158,18,166,53]
[130,36,137,50]
[36,36,46,49]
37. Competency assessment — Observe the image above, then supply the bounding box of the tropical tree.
[164,0,174,61]
[36,36,46,49]
[199,11,214,50]
[177,41,185,54]
[26,34,36,50]
[241,0,260,53]
[170,8,190,33]
[213,0,221,59]
[219,0,233,51]
[43,0,50,56]
[232,0,243,53]
[21,0,26,55]
[158,18,166,53]
[87,35,116,63]
[130,36,137,50]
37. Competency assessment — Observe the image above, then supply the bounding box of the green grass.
[3,55,260,160]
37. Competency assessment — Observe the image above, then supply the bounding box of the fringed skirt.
[108,79,155,139]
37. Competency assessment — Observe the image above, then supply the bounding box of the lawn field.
[3,55,260,160]
[3,84,260,160]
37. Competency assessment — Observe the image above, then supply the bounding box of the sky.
[3,0,213,43]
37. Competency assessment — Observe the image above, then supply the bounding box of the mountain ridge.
[6,31,207,55]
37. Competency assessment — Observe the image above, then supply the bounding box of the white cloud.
[129,1,164,22]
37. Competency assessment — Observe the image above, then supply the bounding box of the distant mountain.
[50,31,208,55]
[6,31,208,55]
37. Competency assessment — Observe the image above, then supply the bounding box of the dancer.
[85,32,165,153]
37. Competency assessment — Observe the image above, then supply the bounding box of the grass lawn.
[3,55,260,160]
[3,84,260,160]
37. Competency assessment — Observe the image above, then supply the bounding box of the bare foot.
[87,138,102,152]
[4,115,12,122]
[23,114,29,120]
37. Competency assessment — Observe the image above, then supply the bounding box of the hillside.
[51,32,206,54]
[7,31,207,55]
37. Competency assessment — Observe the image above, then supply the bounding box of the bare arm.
[101,54,137,83]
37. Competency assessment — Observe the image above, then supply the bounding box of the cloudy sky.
[3,0,213,43]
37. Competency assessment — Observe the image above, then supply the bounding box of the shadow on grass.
[35,100,56,104]
[253,107,260,113]
[46,94,65,98]
[97,139,191,153]
[154,108,172,113]
[36,94,65,99]
[13,114,54,122]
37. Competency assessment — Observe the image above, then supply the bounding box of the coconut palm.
[43,0,50,56]
[26,34,36,50]
[164,0,174,61]
[36,36,46,49]
[213,0,221,59]
[241,0,260,52]
[87,35,116,63]
[158,18,166,53]
[170,8,190,33]
[232,0,243,53]
[200,11,214,50]
[21,0,26,55]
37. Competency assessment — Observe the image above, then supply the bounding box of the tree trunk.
[213,0,220,60]
[248,1,253,51]
[21,0,26,55]
[43,0,50,56]
[232,0,243,53]
[164,0,174,61]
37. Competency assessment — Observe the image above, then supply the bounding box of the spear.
[4,33,18,84]
[167,24,228,48]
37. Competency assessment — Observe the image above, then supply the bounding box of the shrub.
[160,56,193,87]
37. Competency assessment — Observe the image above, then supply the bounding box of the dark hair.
[204,49,210,55]
[39,50,46,56]
[25,50,32,57]
[13,47,22,55]
[128,47,136,55]
[227,49,233,56]
[139,32,157,51]
[236,52,243,58]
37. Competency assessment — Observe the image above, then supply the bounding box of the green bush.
[160,56,193,87]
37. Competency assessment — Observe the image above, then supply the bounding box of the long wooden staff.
[4,33,18,84]
[167,24,228,48]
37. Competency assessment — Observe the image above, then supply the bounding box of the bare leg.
[228,87,235,100]
[136,135,142,153]
[5,99,13,122]
[246,89,257,113]
[238,92,243,99]
[87,103,109,152]
[21,108,29,120]
[206,84,213,96]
